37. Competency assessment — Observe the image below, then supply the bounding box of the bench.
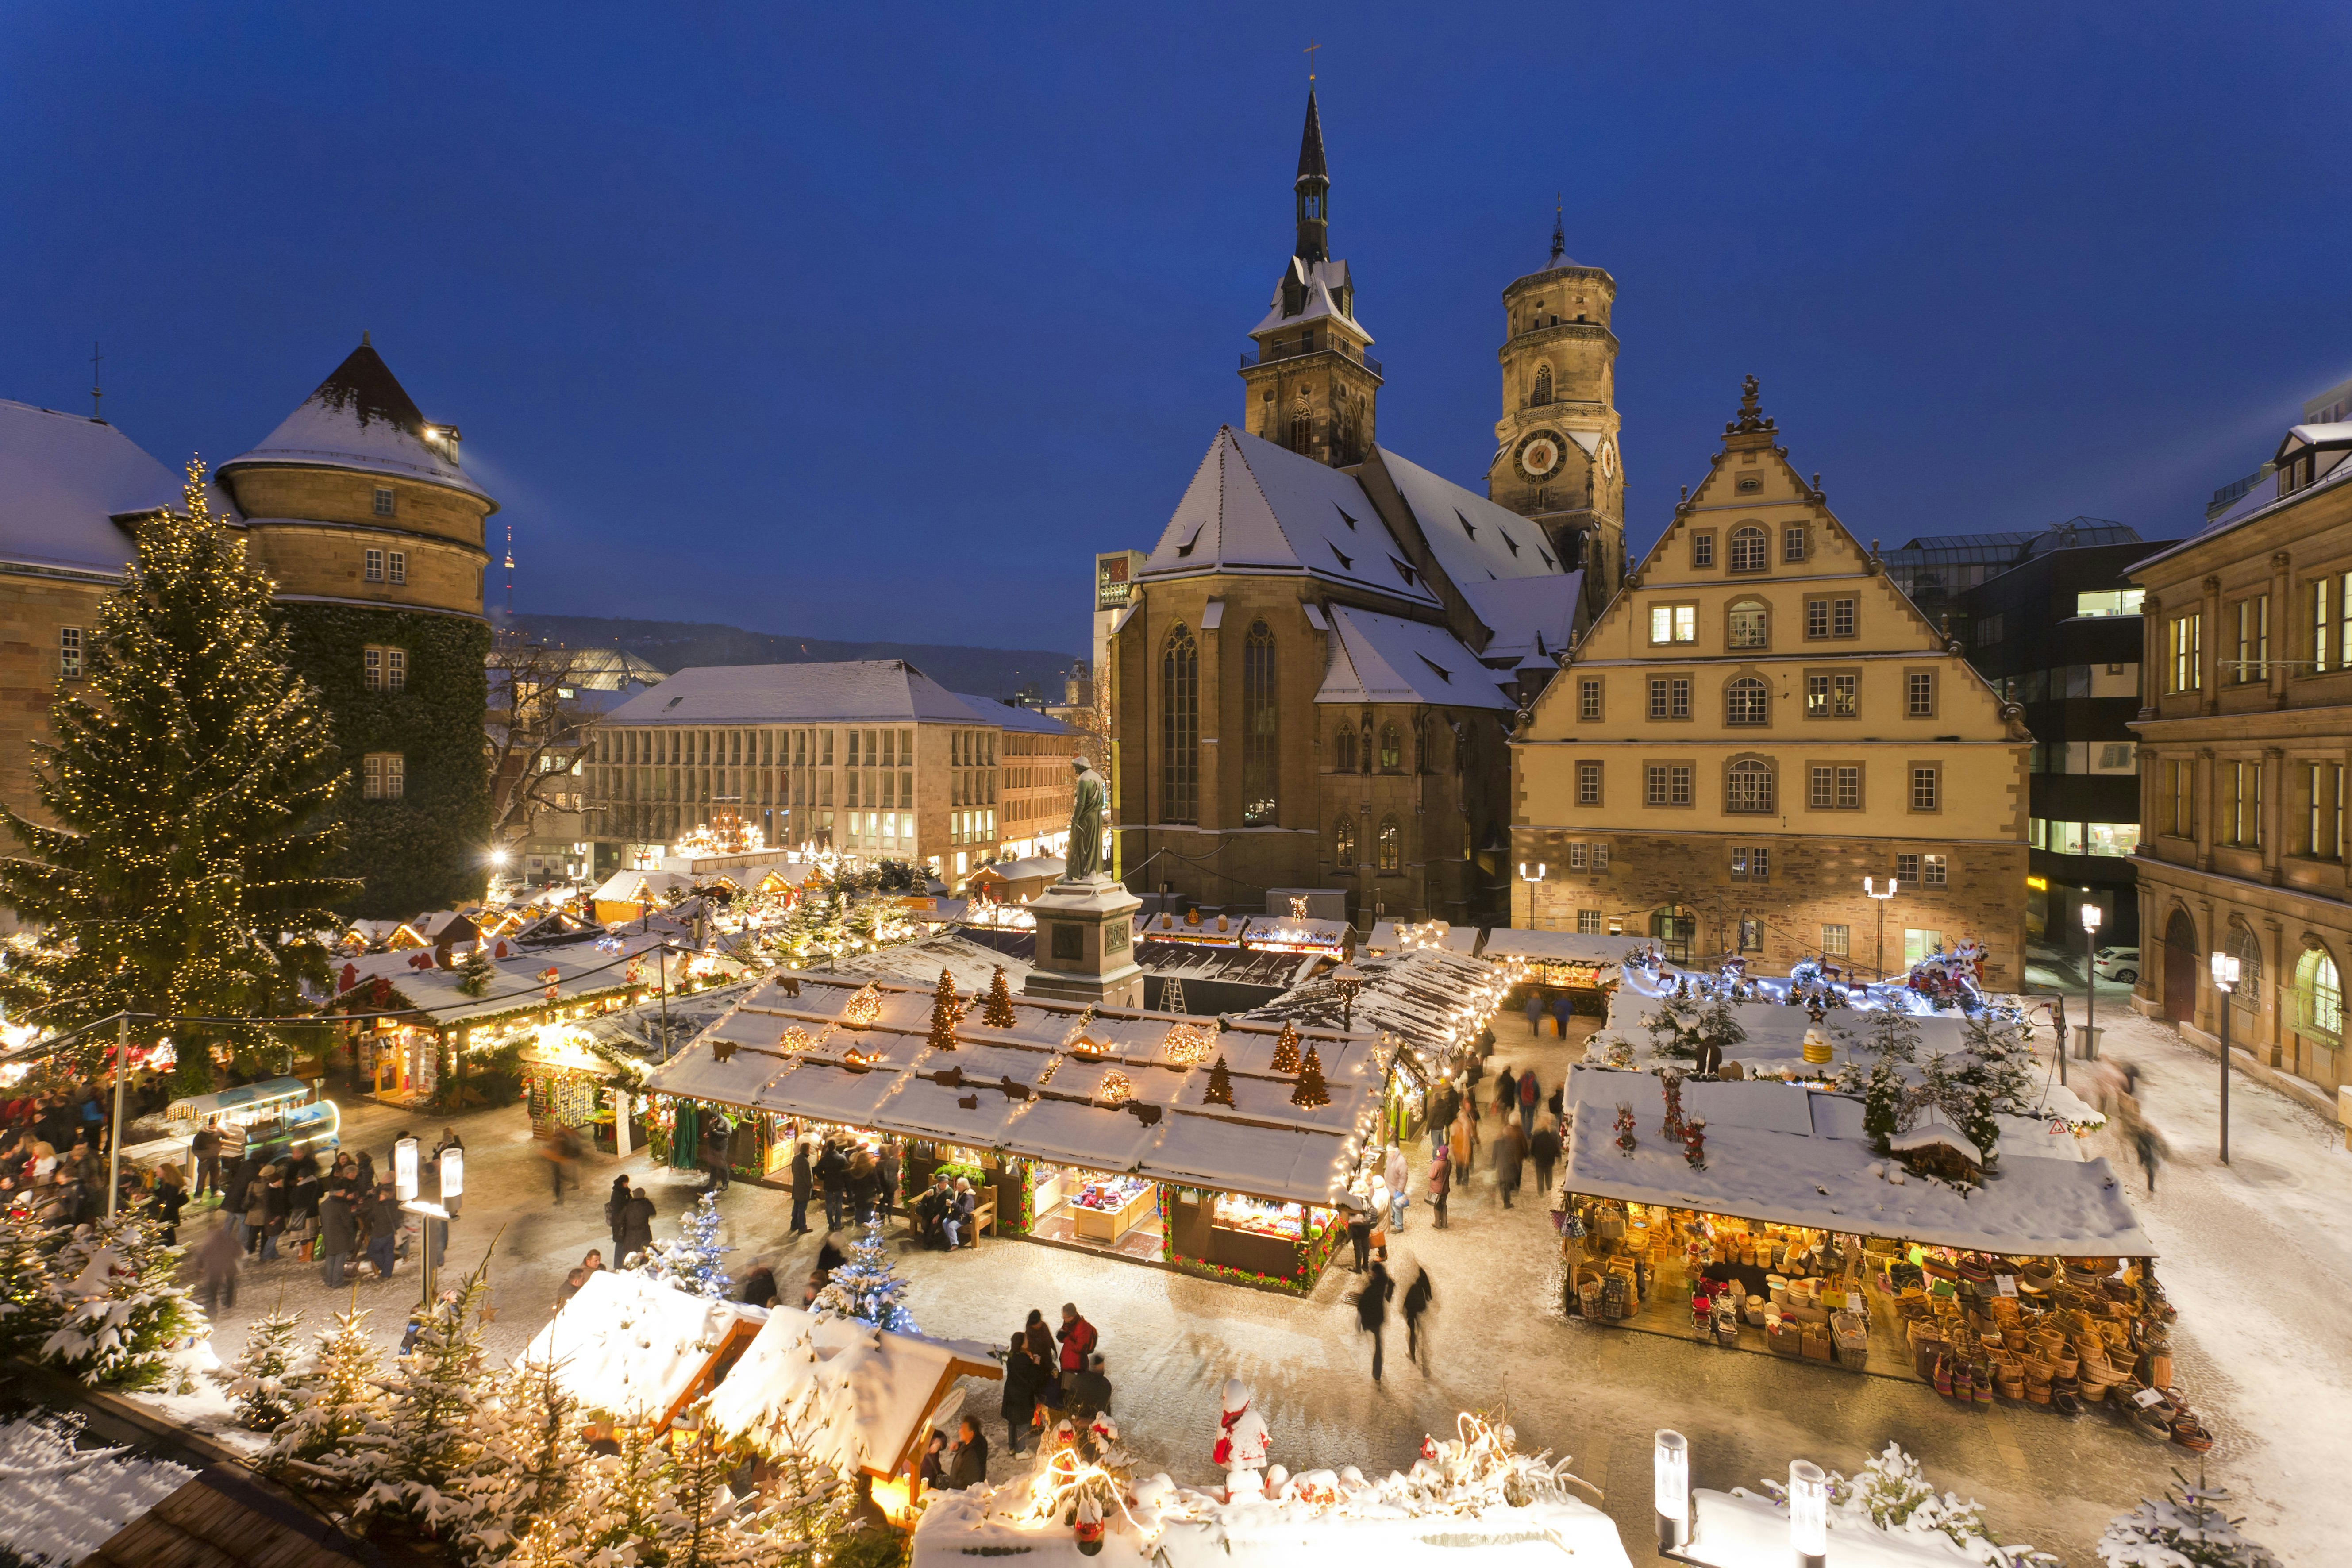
[900,1189,997,1245]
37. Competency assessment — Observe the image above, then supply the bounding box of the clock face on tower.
[1599,436,1618,480]
[1514,430,1567,482]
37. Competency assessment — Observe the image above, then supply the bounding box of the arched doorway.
[2162,908,2200,1023]
[1651,905,1696,964]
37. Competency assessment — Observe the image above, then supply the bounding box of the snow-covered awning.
[704,1302,1000,1478]
[516,1270,768,1426]
[1480,927,1624,983]
[649,974,1397,1208]
[1559,1067,2152,1258]
[1245,947,1510,1079]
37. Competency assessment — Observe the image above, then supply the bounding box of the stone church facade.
[1106,91,1609,925]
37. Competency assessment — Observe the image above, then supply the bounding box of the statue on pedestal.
[1066,756,1110,881]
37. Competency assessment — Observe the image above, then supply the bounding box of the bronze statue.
[1066,756,1109,880]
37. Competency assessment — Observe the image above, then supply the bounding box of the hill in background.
[494,611,1081,699]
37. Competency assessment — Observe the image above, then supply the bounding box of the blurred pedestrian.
[788,1136,813,1234]
[1403,1263,1434,1372]
[196,1220,240,1313]
[1355,1260,1393,1382]
[1427,1143,1451,1229]
[1384,1143,1409,1233]
[1552,992,1572,1038]
[1524,991,1544,1037]
[1345,1193,1372,1273]
[1529,1113,1561,1197]
[1493,1111,1525,1210]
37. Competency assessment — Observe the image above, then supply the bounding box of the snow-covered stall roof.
[1598,986,1976,1075]
[330,928,722,1027]
[1559,1067,2152,1258]
[1481,928,1626,975]
[1245,947,1507,1077]
[809,932,1038,994]
[592,868,693,907]
[648,974,1396,1207]
[1361,919,1452,956]
[703,1302,999,1478]
[516,1269,767,1425]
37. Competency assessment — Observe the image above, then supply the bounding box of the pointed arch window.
[2227,923,2262,1016]
[1333,817,1357,867]
[1532,365,1553,407]
[1290,393,1312,455]
[1376,815,1402,873]
[1161,624,1198,824]
[1242,620,1278,825]
[2297,946,2341,1039]
[1333,721,1357,773]
[1378,722,1402,772]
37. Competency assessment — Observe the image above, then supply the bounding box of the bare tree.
[485,638,607,848]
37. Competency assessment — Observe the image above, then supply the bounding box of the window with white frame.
[1821,924,1850,956]
[388,551,406,585]
[364,548,385,582]
[362,753,405,800]
[1576,760,1602,806]
[1577,910,1605,934]
[59,626,82,679]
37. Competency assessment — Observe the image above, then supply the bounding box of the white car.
[2093,945,2140,985]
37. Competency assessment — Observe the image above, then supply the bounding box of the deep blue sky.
[4,4,2346,657]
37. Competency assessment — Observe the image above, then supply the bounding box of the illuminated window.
[1378,724,1402,772]
[2297,948,2341,1040]
[1333,817,1356,866]
[1728,599,1769,649]
[1649,605,1697,644]
[1376,816,1401,873]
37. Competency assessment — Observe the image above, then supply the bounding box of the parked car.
[2093,945,2140,984]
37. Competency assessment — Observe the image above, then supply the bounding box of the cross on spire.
[1304,38,1319,81]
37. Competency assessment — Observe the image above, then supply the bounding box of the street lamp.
[2079,902,2104,1080]
[1789,1461,1829,1568]
[1654,1429,1690,1552]
[2210,949,2240,1165]
[394,1136,420,1202]
[1331,963,1364,1033]
[440,1143,465,1216]
[1863,876,1897,984]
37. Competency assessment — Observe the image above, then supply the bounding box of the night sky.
[3,4,2344,657]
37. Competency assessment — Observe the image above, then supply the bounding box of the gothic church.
[1107,89,1624,923]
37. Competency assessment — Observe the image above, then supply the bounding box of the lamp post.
[2210,949,2240,1165]
[2080,902,2103,1078]
[1863,876,1897,983]
[104,1013,128,1218]
[1331,963,1364,1034]
[1789,1460,1830,1568]
[1653,1429,1690,1552]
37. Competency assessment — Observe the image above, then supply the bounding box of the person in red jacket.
[1056,1302,1097,1394]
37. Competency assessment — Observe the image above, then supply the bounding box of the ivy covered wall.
[280,603,492,917]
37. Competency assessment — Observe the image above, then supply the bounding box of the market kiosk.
[646,969,1389,1295]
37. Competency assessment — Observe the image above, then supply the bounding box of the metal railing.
[1243,337,1382,377]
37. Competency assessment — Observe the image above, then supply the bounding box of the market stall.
[646,970,1396,1294]
[1555,1064,2168,1416]
[516,1269,769,1429]
[1478,928,1626,1015]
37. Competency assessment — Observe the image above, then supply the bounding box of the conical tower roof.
[1297,89,1329,183]
[220,337,490,503]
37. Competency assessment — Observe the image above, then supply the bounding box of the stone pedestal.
[1022,876,1143,1009]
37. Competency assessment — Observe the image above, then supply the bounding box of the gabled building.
[1106,89,1599,926]
[1510,379,2031,986]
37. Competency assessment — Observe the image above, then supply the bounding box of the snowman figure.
[1212,1377,1271,1500]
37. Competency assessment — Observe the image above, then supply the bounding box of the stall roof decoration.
[1245,946,1505,1077]
[702,1300,1001,1479]
[576,981,758,1058]
[648,973,1396,1207]
[1619,956,1963,1016]
[1362,919,1456,956]
[1138,912,1355,955]
[516,1269,769,1425]
[329,928,731,1028]
[1559,1067,2152,1258]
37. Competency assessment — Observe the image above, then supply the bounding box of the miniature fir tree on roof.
[456,944,494,998]
[631,1190,735,1300]
[1290,1043,1330,1109]
[1203,1053,1235,1106]
[223,1298,304,1430]
[982,963,1017,1027]
[812,1217,918,1334]
[1271,1020,1301,1074]
[928,967,962,1050]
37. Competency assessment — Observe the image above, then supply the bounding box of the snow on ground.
[0,1412,194,1567]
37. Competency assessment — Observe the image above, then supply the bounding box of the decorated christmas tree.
[0,1206,62,1357]
[928,967,962,1050]
[633,1190,736,1300]
[264,1299,388,1481]
[456,945,495,998]
[1202,1054,1236,1107]
[40,1213,206,1391]
[0,460,355,1087]
[351,1262,497,1539]
[982,964,1017,1027]
[462,1349,597,1564]
[1271,1020,1301,1074]
[223,1298,305,1430]
[1290,1043,1330,1109]
[812,1217,918,1334]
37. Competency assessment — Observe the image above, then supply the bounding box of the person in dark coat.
[944,1417,988,1489]
[1022,1310,1061,1411]
[1427,1144,1451,1229]
[362,1180,401,1279]
[1403,1264,1435,1372]
[195,1218,241,1313]
[1001,1331,1042,1454]
[739,1264,779,1307]
[1524,992,1545,1036]
[702,1114,732,1192]
[148,1168,188,1245]
[1426,1079,1461,1158]
[1355,1261,1394,1382]
[606,1175,633,1253]
[220,1155,258,1249]
[918,1431,948,1495]
[812,1231,845,1291]
[1551,992,1573,1037]
[875,1147,900,1222]
[1528,1115,1562,1197]
[1345,1194,1373,1273]
[189,1124,221,1198]
[615,1184,655,1264]
[319,1190,356,1287]
[1063,1354,1112,1422]
[788,1139,813,1234]
[815,1140,848,1231]
[1492,1113,1527,1209]
[1493,1067,1519,1119]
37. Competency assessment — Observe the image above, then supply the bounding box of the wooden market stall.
[1478,928,1627,1016]
[517,1268,770,1429]
[1555,1064,2170,1417]
[646,969,1398,1294]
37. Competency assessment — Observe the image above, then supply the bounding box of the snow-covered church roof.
[220,338,490,502]
[1250,256,1367,339]
[1316,605,1513,709]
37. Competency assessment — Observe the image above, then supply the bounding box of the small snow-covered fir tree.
[0,1206,62,1357]
[982,964,1017,1027]
[1964,1006,2040,1114]
[351,1262,497,1539]
[633,1190,735,1300]
[455,945,494,998]
[812,1217,918,1334]
[40,1214,205,1390]
[462,1348,596,1564]
[662,1402,780,1568]
[2100,1474,2281,1568]
[223,1298,305,1430]
[265,1299,388,1482]
[1758,1441,2054,1568]
[1922,1051,2002,1166]
[1840,1008,1922,1152]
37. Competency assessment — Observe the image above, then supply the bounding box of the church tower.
[1238,89,1382,467]
[1487,211,1624,607]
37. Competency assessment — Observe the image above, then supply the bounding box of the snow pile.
[0,1411,193,1567]
[1744,1443,2054,1567]
[515,1268,762,1425]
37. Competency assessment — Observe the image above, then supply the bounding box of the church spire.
[1294,88,1330,264]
